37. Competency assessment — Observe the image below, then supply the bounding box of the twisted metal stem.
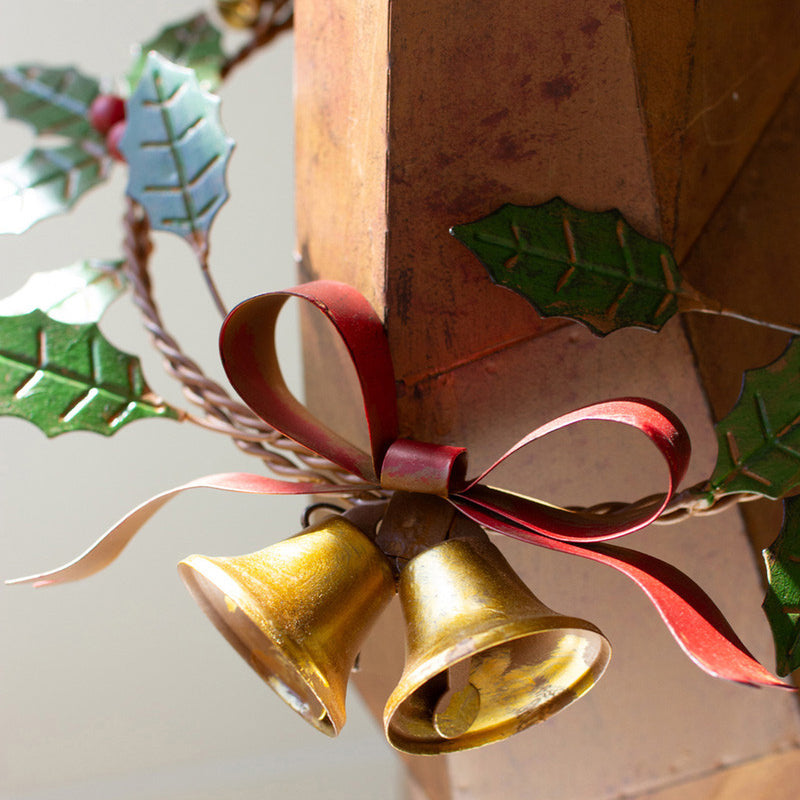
[121,199,368,493]
[571,481,762,526]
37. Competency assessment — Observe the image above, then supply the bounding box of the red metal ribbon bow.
[11,280,788,690]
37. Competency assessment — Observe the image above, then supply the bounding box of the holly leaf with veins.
[763,496,800,676]
[120,53,233,255]
[450,199,722,336]
[710,338,800,500]
[0,310,177,436]
[126,14,225,94]
[0,64,101,142]
[0,259,127,324]
[0,144,111,234]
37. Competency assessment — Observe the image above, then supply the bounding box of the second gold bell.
[384,526,611,754]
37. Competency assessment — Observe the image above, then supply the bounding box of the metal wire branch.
[121,198,369,493]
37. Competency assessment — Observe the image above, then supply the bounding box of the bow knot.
[379,439,468,496]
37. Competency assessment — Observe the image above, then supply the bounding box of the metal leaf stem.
[574,481,763,526]
[220,0,295,80]
[114,5,372,493]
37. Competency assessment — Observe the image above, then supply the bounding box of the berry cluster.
[88,94,127,161]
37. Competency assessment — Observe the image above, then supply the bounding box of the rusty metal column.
[295,2,800,798]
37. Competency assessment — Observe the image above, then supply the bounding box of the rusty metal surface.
[294,1,800,797]
[626,2,800,258]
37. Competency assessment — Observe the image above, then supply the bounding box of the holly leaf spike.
[709,338,800,500]
[763,496,800,676]
[0,311,178,436]
[126,14,225,94]
[120,52,234,256]
[0,259,128,324]
[0,144,111,235]
[0,64,102,143]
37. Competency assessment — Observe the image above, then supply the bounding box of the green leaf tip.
[126,14,225,94]
[451,198,683,336]
[0,310,178,437]
[763,496,800,676]
[0,259,128,324]
[0,144,111,235]
[711,337,800,499]
[0,64,102,142]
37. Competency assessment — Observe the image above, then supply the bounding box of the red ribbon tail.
[453,500,792,690]
[6,473,366,587]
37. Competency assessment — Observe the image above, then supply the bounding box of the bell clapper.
[433,656,480,739]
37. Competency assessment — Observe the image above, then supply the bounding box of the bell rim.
[383,614,611,754]
[178,553,345,737]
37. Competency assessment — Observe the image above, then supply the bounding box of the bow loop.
[455,398,691,543]
[220,280,399,483]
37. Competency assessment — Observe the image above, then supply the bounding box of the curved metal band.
[380,439,468,496]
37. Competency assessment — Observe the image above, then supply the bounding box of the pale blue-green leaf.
[120,53,234,251]
[0,259,127,323]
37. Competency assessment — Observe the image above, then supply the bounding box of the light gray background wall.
[0,2,401,797]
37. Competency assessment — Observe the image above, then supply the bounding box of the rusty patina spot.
[541,74,577,106]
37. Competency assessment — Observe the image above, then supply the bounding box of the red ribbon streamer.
[11,280,788,690]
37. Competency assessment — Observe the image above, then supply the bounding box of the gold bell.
[216,0,262,28]
[178,515,395,736]
[384,527,611,754]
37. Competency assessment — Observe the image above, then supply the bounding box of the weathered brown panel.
[638,750,800,800]
[624,2,696,244]
[384,1,659,420]
[626,2,800,258]
[294,0,389,311]
[683,77,800,558]
[295,2,800,798]
[676,2,800,258]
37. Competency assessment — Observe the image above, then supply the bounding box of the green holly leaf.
[0,310,177,436]
[0,259,127,324]
[763,496,800,675]
[451,199,692,336]
[120,53,234,255]
[710,338,800,499]
[126,14,225,94]
[0,144,111,234]
[0,64,102,142]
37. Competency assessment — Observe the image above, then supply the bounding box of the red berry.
[106,120,127,162]
[88,94,126,136]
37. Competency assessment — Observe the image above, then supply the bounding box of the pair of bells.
[178,513,611,754]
